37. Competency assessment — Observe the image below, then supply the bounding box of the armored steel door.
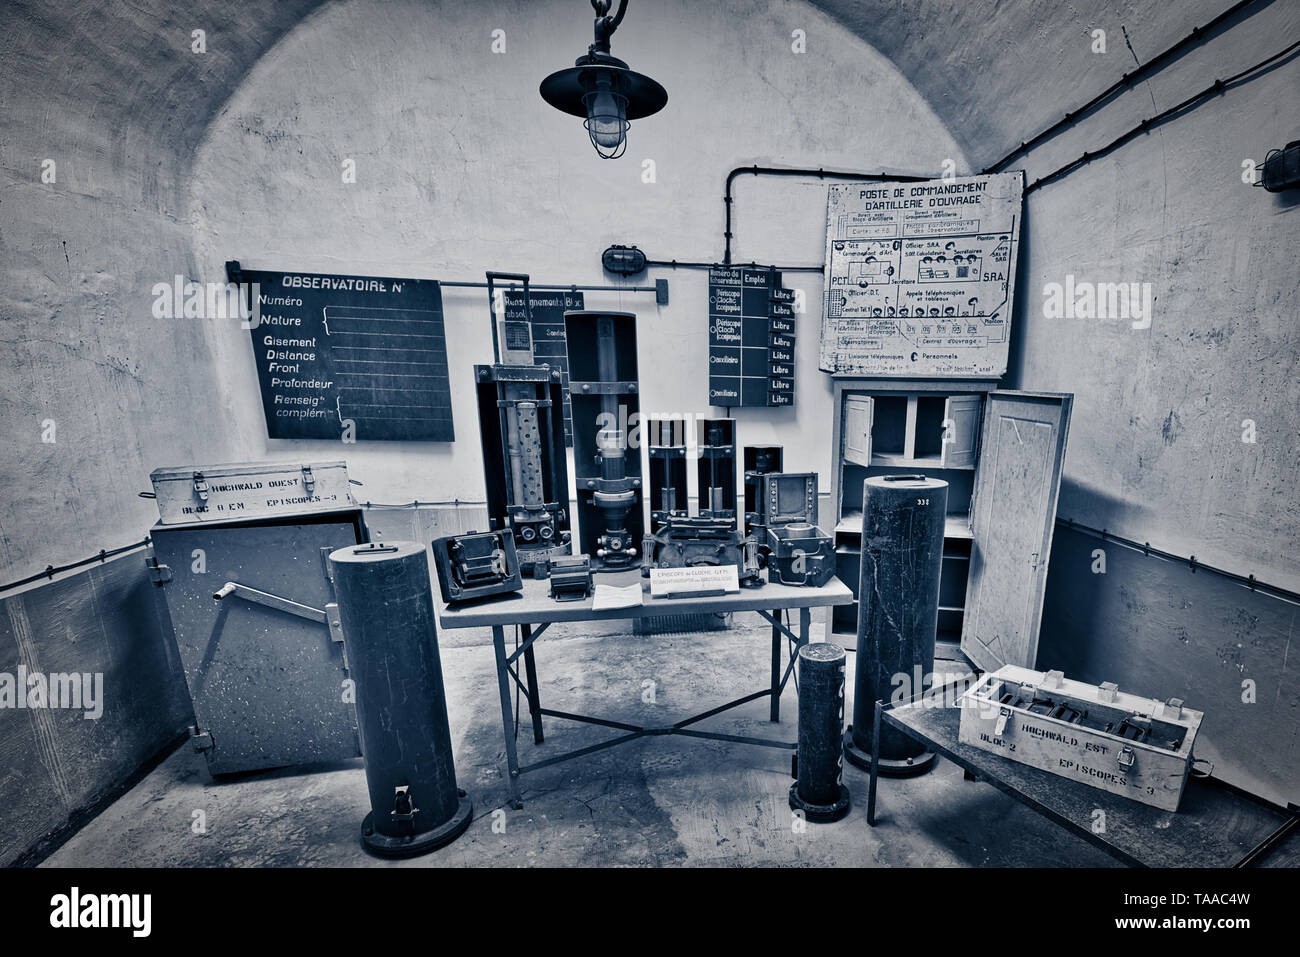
[152,513,364,774]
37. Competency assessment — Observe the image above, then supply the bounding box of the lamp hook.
[590,0,629,56]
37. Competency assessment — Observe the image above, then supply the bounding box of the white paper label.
[649,565,740,597]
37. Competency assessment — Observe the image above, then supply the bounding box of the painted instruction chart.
[819,171,1024,377]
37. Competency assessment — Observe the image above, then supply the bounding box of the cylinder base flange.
[361,789,473,858]
[788,781,852,823]
[843,727,938,777]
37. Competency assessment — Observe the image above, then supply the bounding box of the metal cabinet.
[830,381,1071,671]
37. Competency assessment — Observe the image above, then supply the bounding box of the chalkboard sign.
[504,288,584,446]
[707,267,795,407]
[235,267,454,442]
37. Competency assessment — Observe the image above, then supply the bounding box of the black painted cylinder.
[797,643,847,802]
[851,476,948,762]
[789,643,850,822]
[328,541,471,856]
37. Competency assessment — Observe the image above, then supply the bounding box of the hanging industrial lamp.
[539,0,667,159]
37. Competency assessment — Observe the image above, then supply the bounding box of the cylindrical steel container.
[327,541,472,856]
[789,642,851,822]
[845,475,948,777]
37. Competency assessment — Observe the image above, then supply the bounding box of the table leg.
[799,607,811,648]
[521,624,544,744]
[770,609,783,722]
[492,624,524,809]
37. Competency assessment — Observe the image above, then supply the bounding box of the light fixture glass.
[583,77,629,158]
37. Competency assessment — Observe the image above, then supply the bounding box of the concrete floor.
[45,611,1116,867]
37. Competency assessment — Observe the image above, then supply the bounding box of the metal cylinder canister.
[327,541,473,856]
[789,643,851,822]
[845,475,948,777]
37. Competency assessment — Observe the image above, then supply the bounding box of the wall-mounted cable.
[0,539,152,596]
[982,0,1267,174]
[1023,37,1300,195]
[722,165,932,264]
[1058,518,1300,607]
[644,258,823,273]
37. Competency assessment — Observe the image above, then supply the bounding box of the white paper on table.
[591,582,645,610]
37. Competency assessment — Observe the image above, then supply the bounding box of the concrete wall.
[809,0,1300,804]
[184,0,961,513]
[0,0,328,585]
[1040,525,1298,807]
[813,0,1300,591]
[0,551,193,865]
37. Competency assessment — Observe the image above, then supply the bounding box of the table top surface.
[884,694,1299,868]
[436,569,853,629]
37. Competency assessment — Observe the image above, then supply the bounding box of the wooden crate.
[958,665,1203,812]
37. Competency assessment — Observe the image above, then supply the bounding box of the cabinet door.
[941,395,981,468]
[961,392,1072,672]
[842,395,873,467]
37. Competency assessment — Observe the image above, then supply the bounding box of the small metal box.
[150,460,355,525]
[431,529,523,604]
[548,554,593,601]
[765,522,836,587]
[959,665,1204,812]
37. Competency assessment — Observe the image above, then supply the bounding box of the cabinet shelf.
[867,451,974,471]
[835,509,972,541]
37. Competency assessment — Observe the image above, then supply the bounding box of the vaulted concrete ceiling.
[1,0,327,208]
[806,0,1274,170]
[5,0,1274,190]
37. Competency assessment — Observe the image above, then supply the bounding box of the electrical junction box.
[959,665,1204,812]
[150,460,355,526]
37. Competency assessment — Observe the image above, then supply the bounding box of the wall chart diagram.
[819,171,1024,377]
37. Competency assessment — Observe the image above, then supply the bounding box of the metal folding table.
[437,573,853,808]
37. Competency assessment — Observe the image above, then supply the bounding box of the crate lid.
[150,460,348,481]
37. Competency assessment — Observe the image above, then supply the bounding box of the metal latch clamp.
[994,707,1012,737]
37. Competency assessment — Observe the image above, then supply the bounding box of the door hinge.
[192,471,209,501]
[325,602,345,644]
[192,727,214,753]
[148,560,172,584]
[301,465,315,495]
